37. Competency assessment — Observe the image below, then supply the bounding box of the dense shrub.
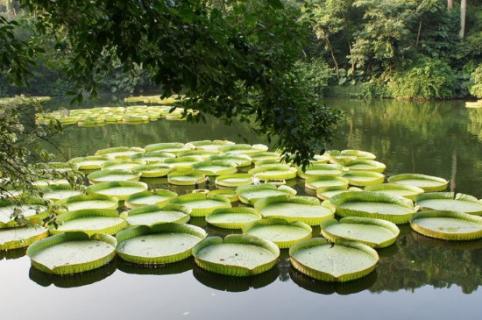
[469,65,482,98]
[388,58,456,100]
[294,58,333,97]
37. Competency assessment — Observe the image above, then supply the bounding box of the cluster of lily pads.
[35,105,194,127]
[1,140,481,283]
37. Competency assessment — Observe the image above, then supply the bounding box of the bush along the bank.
[388,58,456,100]
[469,65,482,98]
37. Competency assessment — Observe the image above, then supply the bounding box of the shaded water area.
[1,98,481,319]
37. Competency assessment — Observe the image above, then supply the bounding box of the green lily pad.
[207,189,238,203]
[243,218,312,248]
[61,194,118,211]
[87,181,148,200]
[51,209,127,235]
[130,151,176,164]
[236,184,297,204]
[365,183,424,200]
[126,204,190,226]
[388,173,448,192]
[164,156,202,169]
[340,149,376,160]
[125,189,178,208]
[329,191,418,224]
[187,139,235,151]
[144,142,192,154]
[42,186,84,202]
[169,193,231,217]
[0,226,49,250]
[27,232,117,275]
[289,238,379,282]
[342,171,385,187]
[416,192,482,215]
[315,186,361,200]
[305,175,349,192]
[116,223,206,265]
[320,217,400,248]
[297,163,344,179]
[87,169,141,184]
[248,164,297,182]
[69,156,108,170]
[344,160,386,173]
[255,195,334,225]
[209,154,252,167]
[167,169,206,186]
[133,163,172,177]
[410,210,482,240]
[101,159,144,171]
[192,234,280,277]
[206,207,261,229]
[95,146,145,159]
[193,160,237,176]
[215,174,253,188]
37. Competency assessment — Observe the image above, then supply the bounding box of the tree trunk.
[447,0,453,10]
[459,0,467,39]
[325,37,340,78]
[416,21,422,47]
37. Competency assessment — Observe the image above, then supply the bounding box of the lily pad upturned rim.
[132,163,172,177]
[297,163,345,179]
[87,169,141,184]
[248,164,297,181]
[215,173,254,188]
[342,171,385,187]
[340,149,376,160]
[344,159,386,173]
[410,210,482,241]
[27,231,117,275]
[192,234,280,277]
[126,204,191,225]
[207,189,238,203]
[329,191,417,224]
[169,193,232,217]
[0,226,49,250]
[415,192,482,215]
[125,189,178,208]
[95,146,145,158]
[236,184,297,204]
[387,173,449,192]
[254,195,335,226]
[305,175,349,191]
[60,193,119,211]
[320,217,400,248]
[206,207,262,229]
[167,169,207,186]
[192,160,238,176]
[289,238,379,282]
[116,223,207,265]
[365,183,424,200]
[68,156,108,170]
[243,218,312,248]
[86,181,148,200]
[50,209,127,235]
[209,154,253,167]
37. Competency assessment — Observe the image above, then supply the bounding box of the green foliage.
[469,64,482,98]
[293,58,333,97]
[388,58,456,99]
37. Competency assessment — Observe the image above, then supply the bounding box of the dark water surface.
[1,99,481,320]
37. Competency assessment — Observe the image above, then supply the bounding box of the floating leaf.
[388,173,448,192]
[206,207,261,229]
[243,218,312,248]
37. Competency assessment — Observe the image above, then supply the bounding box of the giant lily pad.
[87,169,141,184]
[144,142,192,154]
[167,169,206,186]
[236,184,297,205]
[209,154,252,167]
[69,156,108,170]
[329,191,418,224]
[61,194,118,211]
[207,189,238,203]
[215,174,253,188]
[0,199,48,228]
[340,149,376,160]
[169,193,231,217]
[126,204,190,226]
[133,163,171,178]
[243,218,312,248]
[27,232,117,275]
[206,207,261,229]
[101,159,143,171]
[87,181,148,200]
[125,189,177,208]
[42,186,84,202]
[344,160,386,173]
[297,163,344,179]
[289,238,379,282]
[95,146,145,159]
[192,234,280,277]
[116,223,206,265]
[315,186,361,201]
[416,192,482,215]
[248,165,297,182]
[187,139,235,151]
[193,160,237,176]
[164,156,203,169]
[130,151,176,164]
[365,183,424,200]
[342,171,384,187]
[320,217,399,248]
[255,195,334,225]
[305,176,349,192]
[0,226,49,250]
[51,209,127,235]
[410,211,482,241]
[388,173,448,192]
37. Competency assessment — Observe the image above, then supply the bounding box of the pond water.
[1,98,481,320]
